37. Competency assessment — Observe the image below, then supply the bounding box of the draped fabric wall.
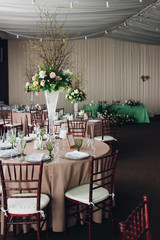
[8,37,160,114]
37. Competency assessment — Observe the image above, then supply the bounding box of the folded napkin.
[17,137,32,142]
[65,151,90,160]
[25,153,48,162]
[0,142,12,149]
[0,149,18,158]
[88,120,101,123]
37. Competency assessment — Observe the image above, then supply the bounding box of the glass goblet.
[46,140,54,159]
[75,138,83,151]
[9,135,16,149]
[20,139,26,158]
[18,131,25,139]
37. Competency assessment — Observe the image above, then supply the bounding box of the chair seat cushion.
[7,193,50,215]
[65,184,110,205]
[5,123,22,127]
[94,135,117,142]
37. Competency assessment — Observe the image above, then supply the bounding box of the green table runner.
[83,104,150,123]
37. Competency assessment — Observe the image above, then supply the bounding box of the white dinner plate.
[17,136,32,142]
[65,150,90,160]
[0,142,12,150]
[0,149,19,158]
[25,153,50,162]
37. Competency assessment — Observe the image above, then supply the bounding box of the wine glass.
[46,140,54,159]
[20,139,26,161]
[9,135,16,149]
[18,131,25,139]
[75,138,83,151]
[90,139,96,157]
[85,134,90,148]
[53,140,60,162]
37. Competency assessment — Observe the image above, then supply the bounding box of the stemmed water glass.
[90,139,96,157]
[18,131,25,139]
[46,140,54,159]
[53,140,60,162]
[75,138,83,151]
[20,139,26,161]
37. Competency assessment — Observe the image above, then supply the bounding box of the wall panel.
[8,37,160,114]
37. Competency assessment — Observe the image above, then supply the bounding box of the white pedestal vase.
[30,91,35,108]
[44,91,59,135]
[74,102,78,118]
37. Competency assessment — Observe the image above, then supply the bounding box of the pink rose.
[69,96,72,99]
[40,80,45,86]
[33,81,39,87]
[39,70,46,78]
[35,92,39,96]
[32,76,36,81]
[74,89,79,94]
[50,72,56,79]
[25,82,30,87]
[56,76,62,81]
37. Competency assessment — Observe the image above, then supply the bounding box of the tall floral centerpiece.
[24,9,74,135]
[66,87,86,116]
[25,68,72,134]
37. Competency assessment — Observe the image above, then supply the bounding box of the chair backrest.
[101,119,116,139]
[0,161,43,212]
[119,196,151,240]
[1,109,13,124]
[89,150,119,203]
[56,108,64,116]
[34,119,49,134]
[30,110,43,124]
[85,110,93,117]
[67,120,87,137]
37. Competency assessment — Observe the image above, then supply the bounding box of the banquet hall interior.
[0,0,160,240]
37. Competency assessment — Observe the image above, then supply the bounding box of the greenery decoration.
[125,99,142,106]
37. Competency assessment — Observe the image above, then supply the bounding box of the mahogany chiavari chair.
[2,109,22,134]
[94,119,117,151]
[67,119,87,137]
[65,150,119,240]
[84,110,93,118]
[119,196,151,240]
[0,160,50,240]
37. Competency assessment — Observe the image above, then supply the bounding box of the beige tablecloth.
[0,138,110,233]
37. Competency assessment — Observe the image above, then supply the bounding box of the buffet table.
[83,104,150,123]
[0,138,110,233]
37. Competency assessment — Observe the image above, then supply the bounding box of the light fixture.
[139,0,142,2]
[17,35,19,39]
[105,30,108,35]
[106,1,109,8]
[85,36,87,40]
[70,2,73,9]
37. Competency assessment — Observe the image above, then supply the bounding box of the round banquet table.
[0,138,110,233]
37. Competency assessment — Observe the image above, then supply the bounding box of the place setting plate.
[0,142,12,150]
[25,153,50,162]
[0,149,19,158]
[65,150,90,160]
[17,136,32,142]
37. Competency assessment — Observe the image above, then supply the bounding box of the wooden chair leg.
[36,213,41,240]
[46,207,49,238]
[3,215,7,240]
[88,205,92,240]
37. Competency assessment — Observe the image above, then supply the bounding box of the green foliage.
[66,88,86,103]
